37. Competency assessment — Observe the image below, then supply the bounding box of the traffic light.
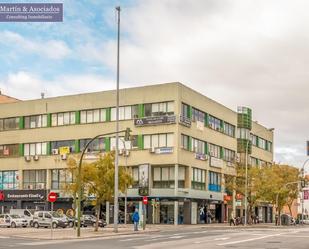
[124,127,132,141]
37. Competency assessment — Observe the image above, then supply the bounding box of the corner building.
[0,82,273,224]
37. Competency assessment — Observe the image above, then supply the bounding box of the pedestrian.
[230,211,235,226]
[132,208,140,231]
[275,214,279,226]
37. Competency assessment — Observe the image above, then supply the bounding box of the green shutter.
[75,140,80,153]
[105,137,110,151]
[75,111,80,124]
[19,144,24,156]
[19,117,24,129]
[221,120,224,129]
[47,114,52,127]
[188,136,192,151]
[205,113,209,127]
[205,142,208,155]
[106,108,111,122]
[47,142,51,155]
[138,104,144,118]
[220,147,224,159]
[188,105,192,119]
[137,135,144,149]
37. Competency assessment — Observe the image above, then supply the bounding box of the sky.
[0,0,308,168]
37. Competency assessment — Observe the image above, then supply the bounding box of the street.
[1,226,309,249]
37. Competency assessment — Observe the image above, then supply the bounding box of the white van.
[0,214,28,228]
[9,209,34,227]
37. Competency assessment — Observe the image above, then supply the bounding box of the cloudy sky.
[0,0,308,168]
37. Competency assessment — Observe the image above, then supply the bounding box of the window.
[0,171,19,190]
[209,144,220,158]
[181,134,190,150]
[191,138,205,154]
[192,108,205,123]
[258,138,266,150]
[251,134,258,146]
[80,108,107,124]
[51,140,75,153]
[0,117,19,131]
[178,166,186,188]
[24,115,48,129]
[208,115,221,131]
[51,112,75,126]
[267,141,272,152]
[143,133,174,149]
[23,170,46,189]
[131,167,139,188]
[0,144,19,157]
[80,138,105,152]
[110,137,131,151]
[24,142,47,156]
[209,171,221,192]
[144,102,174,117]
[223,148,235,162]
[223,122,235,137]
[153,166,175,188]
[181,103,190,118]
[111,105,138,121]
[51,169,73,190]
[191,168,206,190]
[237,128,250,139]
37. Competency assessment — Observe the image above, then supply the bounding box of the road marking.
[217,234,281,246]
[169,235,184,239]
[214,237,230,241]
[0,236,9,239]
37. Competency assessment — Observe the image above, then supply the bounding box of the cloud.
[0,31,71,60]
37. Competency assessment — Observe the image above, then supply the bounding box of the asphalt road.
[1,226,309,249]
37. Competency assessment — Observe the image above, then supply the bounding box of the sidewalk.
[2,222,283,240]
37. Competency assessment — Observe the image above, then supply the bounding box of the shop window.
[0,171,19,190]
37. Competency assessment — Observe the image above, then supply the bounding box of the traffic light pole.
[76,128,131,237]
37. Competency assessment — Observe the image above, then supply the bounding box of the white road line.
[168,235,184,239]
[214,237,230,241]
[0,236,9,239]
[217,234,281,246]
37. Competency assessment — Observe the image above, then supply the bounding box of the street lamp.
[76,128,131,237]
[244,128,274,226]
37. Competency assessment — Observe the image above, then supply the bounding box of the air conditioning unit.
[24,155,31,162]
[61,154,67,160]
[33,155,39,161]
[52,149,59,155]
[150,147,156,153]
[119,149,124,155]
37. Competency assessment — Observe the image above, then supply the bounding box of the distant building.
[0,82,274,224]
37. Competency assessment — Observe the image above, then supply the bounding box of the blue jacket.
[132,212,140,222]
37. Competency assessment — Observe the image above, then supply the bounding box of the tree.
[80,152,133,231]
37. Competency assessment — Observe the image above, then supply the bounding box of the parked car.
[65,215,86,228]
[0,214,28,228]
[33,211,68,228]
[82,215,107,227]
[9,209,34,227]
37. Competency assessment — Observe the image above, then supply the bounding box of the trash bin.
[281,214,291,226]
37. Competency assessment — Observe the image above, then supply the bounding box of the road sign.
[48,192,57,203]
[142,196,148,205]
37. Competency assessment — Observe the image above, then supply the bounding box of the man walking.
[230,211,236,226]
[132,208,140,231]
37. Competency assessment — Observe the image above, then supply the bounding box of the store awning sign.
[134,115,176,126]
[0,3,63,22]
[3,190,46,201]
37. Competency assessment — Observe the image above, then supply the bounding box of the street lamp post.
[114,5,121,234]
[244,128,274,226]
[76,128,131,237]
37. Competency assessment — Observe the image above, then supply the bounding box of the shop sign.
[179,115,191,127]
[3,190,46,201]
[134,115,176,126]
[210,157,223,168]
[195,153,207,161]
[154,147,173,154]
